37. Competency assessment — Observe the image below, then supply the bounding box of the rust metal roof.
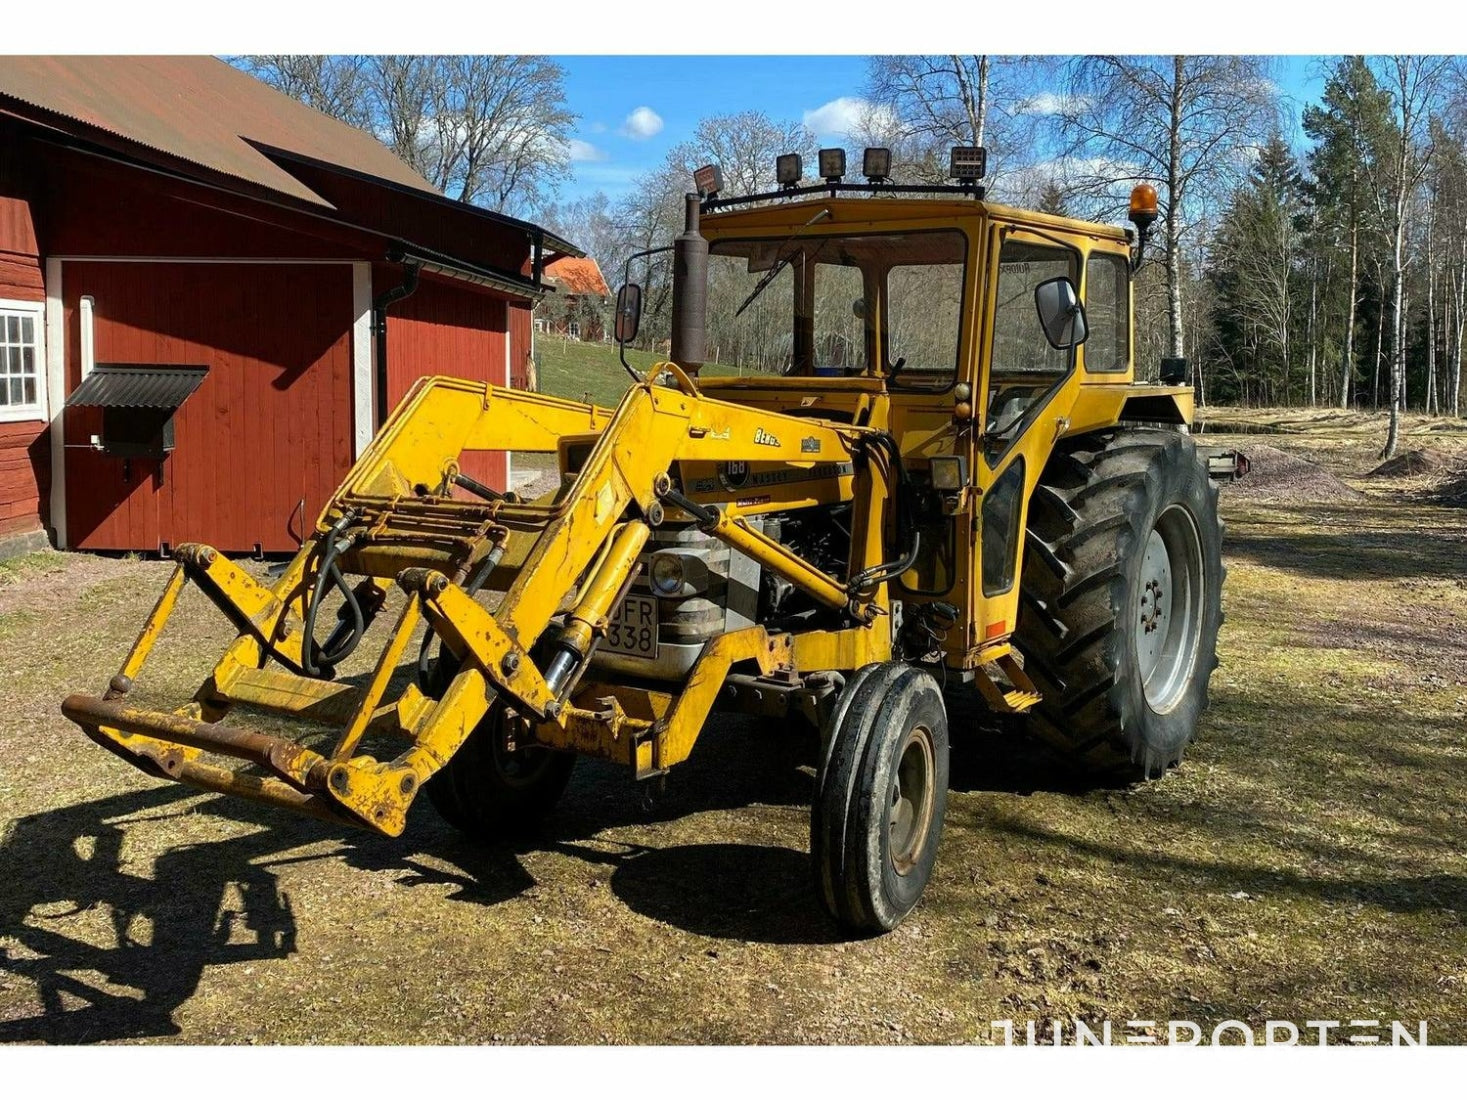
[0,56,437,207]
[544,256,610,298]
[66,364,208,409]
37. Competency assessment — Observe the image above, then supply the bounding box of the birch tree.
[1057,56,1277,362]
[1372,55,1450,458]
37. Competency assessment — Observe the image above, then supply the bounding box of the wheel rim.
[888,725,936,875]
[1136,503,1206,713]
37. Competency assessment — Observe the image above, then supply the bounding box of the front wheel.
[424,697,576,839]
[811,663,949,932]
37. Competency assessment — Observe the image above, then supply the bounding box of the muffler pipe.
[670,193,708,374]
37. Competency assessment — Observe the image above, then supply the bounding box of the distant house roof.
[544,256,610,298]
[0,55,434,207]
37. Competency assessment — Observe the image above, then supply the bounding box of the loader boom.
[64,370,899,835]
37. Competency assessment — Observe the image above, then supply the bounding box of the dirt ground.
[2,410,1465,1045]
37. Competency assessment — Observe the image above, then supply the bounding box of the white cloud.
[566,138,607,162]
[802,97,896,140]
[620,107,664,140]
[1013,92,1090,116]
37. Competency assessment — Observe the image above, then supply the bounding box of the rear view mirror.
[614,283,642,343]
[1034,276,1088,350]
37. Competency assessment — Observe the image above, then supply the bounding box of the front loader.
[64,148,1235,932]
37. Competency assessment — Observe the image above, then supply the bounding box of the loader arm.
[63,373,899,836]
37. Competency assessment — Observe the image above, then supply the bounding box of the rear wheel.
[1014,428,1224,779]
[812,663,949,932]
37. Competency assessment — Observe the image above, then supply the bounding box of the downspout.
[371,260,421,429]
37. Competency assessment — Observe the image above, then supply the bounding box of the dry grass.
[1,411,1465,1044]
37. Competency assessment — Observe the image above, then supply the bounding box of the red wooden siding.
[386,276,509,491]
[0,134,48,538]
[40,153,363,261]
[62,262,354,552]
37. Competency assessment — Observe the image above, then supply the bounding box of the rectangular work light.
[863,147,892,182]
[776,153,803,187]
[818,148,846,183]
[693,163,724,198]
[949,146,988,182]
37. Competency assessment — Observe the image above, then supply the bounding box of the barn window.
[0,300,46,423]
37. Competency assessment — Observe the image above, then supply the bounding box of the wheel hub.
[889,725,935,875]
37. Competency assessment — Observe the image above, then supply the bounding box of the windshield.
[706,229,967,387]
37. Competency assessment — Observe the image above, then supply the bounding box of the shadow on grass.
[0,716,842,1041]
[1223,502,1467,582]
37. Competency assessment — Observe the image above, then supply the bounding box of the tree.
[1372,55,1451,458]
[1210,136,1307,404]
[865,56,1058,194]
[1057,56,1278,362]
[1303,56,1396,409]
[238,56,575,215]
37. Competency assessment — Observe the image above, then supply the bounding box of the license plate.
[604,594,658,659]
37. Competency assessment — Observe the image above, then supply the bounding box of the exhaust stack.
[671,193,708,374]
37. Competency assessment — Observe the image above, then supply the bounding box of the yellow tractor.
[63,147,1234,933]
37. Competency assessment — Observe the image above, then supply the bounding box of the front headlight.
[650,552,685,595]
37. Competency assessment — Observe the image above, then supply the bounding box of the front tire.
[1014,428,1224,779]
[424,697,576,839]
[812,664,949,932]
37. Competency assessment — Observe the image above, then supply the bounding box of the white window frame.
[567,320,581,340]
[0,298,48,424]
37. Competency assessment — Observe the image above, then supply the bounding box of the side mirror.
[614,283,642,343]
[1034,276,1088,350]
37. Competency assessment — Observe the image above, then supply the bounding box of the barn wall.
[0,125,49,540]
[385,275,511,491]
[40,152,365,260]
[62,261,354,552]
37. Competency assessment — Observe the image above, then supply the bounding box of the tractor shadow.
[0,786,299,1043]
[0,705,1134,1041]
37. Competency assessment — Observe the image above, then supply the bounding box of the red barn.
[0,56,579,555]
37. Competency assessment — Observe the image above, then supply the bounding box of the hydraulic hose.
[846,431,921,592]
[300,511,364,679]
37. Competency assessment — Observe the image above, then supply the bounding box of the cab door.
[969,223,1087,649]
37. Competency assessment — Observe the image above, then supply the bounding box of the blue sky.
[554,55,1329,204]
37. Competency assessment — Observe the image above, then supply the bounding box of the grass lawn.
[0,408,1463,1043]
[532,337,744,409]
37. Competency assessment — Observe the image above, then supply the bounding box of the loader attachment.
[62,374,896,835]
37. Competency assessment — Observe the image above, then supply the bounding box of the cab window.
[1083,251,1129,373]
[984,237,1079,463]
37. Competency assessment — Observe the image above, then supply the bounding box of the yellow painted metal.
[651,626,793,773]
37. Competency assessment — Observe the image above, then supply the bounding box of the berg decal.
[753,427,781,447]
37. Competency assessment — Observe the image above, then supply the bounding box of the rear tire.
[812,664,949,932]
[1014,427,1224,779]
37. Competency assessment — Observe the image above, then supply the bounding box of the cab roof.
[701,194,1132,246]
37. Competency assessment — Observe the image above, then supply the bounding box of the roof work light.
[948,146,987,182]
[693,163,724,199]
[818,148,846,183]
[776,153,803,188]
[862,147,892,182]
